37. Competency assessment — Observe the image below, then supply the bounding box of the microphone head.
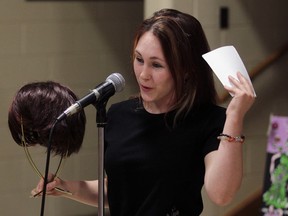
[106,73,125,92]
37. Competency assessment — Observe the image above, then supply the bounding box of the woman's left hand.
[224,72,255,119]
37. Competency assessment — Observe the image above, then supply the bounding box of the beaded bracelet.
[217,133,245,144]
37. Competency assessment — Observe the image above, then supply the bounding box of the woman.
[31,9,255,215]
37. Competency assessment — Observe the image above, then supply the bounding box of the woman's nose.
[139,66,151,80]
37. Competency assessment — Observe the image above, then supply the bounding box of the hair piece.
[8,81,86,157]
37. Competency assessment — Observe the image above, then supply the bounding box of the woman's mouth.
[140,84,152,92]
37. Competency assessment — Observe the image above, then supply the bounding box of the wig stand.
[94,100,108,216]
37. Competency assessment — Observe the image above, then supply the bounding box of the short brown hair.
[8,81,86,157]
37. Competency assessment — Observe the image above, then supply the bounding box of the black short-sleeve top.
[104,98,226,216]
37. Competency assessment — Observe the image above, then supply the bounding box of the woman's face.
[133,31,175,113]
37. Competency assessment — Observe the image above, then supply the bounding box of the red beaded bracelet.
[217,133,245,144]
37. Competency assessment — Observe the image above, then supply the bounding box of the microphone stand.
[94,99,108,216]
[40,120,58,216]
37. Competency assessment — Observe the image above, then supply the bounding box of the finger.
[237,72,254,96]
[31,185,57,198]
[223,85,235,97]
[37,178,44,191]
[228,73,254,97]
[47,179,58,191]
[224,74,243,96]
[31,188,38,196]
[31,188,42,198]
[228,74,243,90]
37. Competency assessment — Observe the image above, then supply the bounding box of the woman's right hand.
[31,175,101,207]
[31,173,70,198]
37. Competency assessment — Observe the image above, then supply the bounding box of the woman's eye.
[135,56,143,63]
[152,62,163,68]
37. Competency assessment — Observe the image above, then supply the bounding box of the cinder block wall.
[1,0,288,215]
[196,1,288,215]
[145,0,288,215]
[0,1,142,215]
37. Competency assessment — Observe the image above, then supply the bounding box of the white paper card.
[202,45,256,96]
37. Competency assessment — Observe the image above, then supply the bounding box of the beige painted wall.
[145,0,288,215]
[1,0,288,215]
[0,1,142,215]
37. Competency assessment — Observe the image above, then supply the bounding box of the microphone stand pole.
[94,100,108,216]
[40,120,58,216]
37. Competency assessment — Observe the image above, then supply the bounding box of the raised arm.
[204,72,255,206]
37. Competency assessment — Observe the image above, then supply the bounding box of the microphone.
[57,73,125,121]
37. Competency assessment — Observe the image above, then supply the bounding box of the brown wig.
[8,81,86,157]
[132,9,218,125]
